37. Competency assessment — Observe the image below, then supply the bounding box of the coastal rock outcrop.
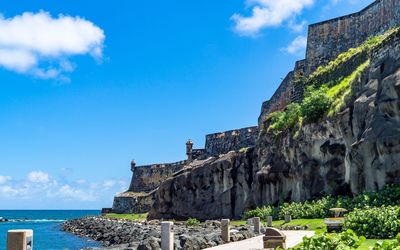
[148,150,257,220]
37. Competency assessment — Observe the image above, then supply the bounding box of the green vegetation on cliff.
[326,60,370,116]
[309,27,398,83]
[265,27,400,136]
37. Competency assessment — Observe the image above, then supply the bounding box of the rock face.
[148,29,400,220]
[148,151,257,220]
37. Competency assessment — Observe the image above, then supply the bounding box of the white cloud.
[0,175,11,184]
[27,171,50,183]
[282,35,307,55]
[103,180,116,189]
[0,11,105,80]
[0,170,129,206]
[58,185,95,201]
[232,0,314,36]
[288,20,307,33]
[0,186,20,196]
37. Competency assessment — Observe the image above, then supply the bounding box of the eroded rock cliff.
[148,29,400,220]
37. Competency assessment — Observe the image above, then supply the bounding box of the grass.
[232,218,326,234]
[326,59,370,116]
[272,219,326,235]
[104,213,148,221]
[357,239,382,249]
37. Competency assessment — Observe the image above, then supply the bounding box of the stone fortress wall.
[205,126,258,156]
[128,160,187,193]
[258,0,400,126]
[127,126,258,193]
[112,126,258,213]
[306,0,400,75]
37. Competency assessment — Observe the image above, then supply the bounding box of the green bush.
[294,229,365,250]
[242,206,274,220]
[186,218,200,227]
[300,85,332,123]
[268,103,301,135]
[242,185,400,221]
[371,233,400,250]
[344,206,400,239]
[278,197,335,219]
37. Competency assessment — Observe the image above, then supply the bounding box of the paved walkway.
[205,230,315,250]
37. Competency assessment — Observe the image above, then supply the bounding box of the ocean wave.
[4,219,66,223]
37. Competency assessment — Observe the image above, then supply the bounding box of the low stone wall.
[205,126,258,156]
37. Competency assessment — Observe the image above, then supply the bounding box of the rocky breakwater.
[62,216,255,250]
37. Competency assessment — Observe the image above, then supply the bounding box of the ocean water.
[0,210,102,250]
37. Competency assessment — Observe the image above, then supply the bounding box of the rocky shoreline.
[62,216,256,250]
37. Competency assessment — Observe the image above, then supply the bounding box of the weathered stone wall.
[128,161,186,193]
[306,0,400,75]
[205,126,258,156]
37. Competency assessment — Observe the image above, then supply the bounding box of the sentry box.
[7,229,33,250]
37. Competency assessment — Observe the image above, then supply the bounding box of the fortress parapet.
[205,126,258,156]
[306,0,400,75]
[128,160,187,193]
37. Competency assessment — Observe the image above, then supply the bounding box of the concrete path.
[205,230,315,250]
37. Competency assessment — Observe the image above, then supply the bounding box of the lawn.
[231,218,326,234]
[272,219,326,234]
[231,218,387,249]
[104,213,148,221]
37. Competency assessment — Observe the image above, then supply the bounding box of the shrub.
[268,103,301,135]
[278,197,336,219]
[186,218,200,227]
[242,185,400,221]
[371,233,400,250]
[242,206,274,221]
[344,206,400,239]
[300,85,332,123]
[294,229,365,250]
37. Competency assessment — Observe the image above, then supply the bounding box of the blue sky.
[0,0,373,209]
